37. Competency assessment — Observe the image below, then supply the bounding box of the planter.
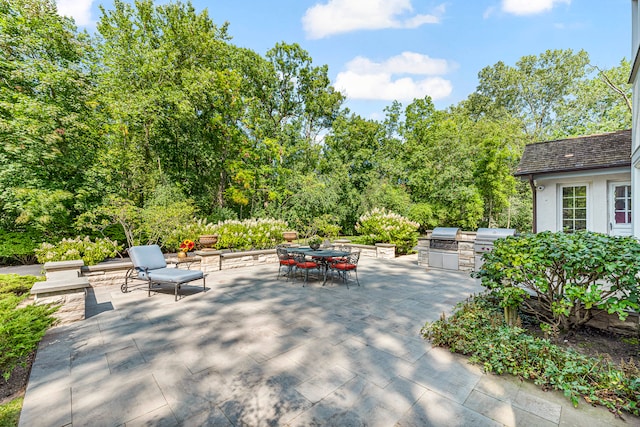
[283,231,297,243]
[310,243,320,250]
[199,234,218,249]
[178,251,187,259]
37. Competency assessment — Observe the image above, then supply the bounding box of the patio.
[19,256,627,426]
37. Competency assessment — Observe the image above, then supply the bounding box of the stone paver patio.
[19,256,633,426]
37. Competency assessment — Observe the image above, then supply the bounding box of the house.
[514,130,631,235]
[630,0,640,238]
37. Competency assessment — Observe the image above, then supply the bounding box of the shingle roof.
[514,129,631,177]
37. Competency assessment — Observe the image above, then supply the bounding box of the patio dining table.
[286,247,350,284]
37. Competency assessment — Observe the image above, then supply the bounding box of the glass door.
[609,183,632,236]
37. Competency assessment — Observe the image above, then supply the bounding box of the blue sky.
[56,0,631,120]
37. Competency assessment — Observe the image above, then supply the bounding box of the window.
[613,185,632,225]
[561,185,587,232]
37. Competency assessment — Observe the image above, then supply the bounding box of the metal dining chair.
[328,250,360,288]
[276,246,296,280]
[293,253,321,286]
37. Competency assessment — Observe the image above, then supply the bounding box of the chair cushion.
[297,261,318,269]
[280,259,296,266]
[129,245,167,271]
[144,267,203,284]
[332,263,356,271]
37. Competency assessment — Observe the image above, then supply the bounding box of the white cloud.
[501,0,570,16]
[56,0,95,27]
[334,52,454,102]
[302,0,444,39]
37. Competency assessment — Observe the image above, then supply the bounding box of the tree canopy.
[0,0,632,244]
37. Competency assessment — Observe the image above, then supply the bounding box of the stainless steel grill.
[429,227,461,270]
[474,227,516,270]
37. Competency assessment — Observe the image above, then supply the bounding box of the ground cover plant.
[0,274,58,426]
[0,275,57,382]
[421,293,640,417]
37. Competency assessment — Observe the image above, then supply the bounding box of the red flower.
[179,239,195,252]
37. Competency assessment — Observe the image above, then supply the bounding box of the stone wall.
[416,231,477,272]
[35,289,86,325]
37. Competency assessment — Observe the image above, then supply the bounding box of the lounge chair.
[122,244,206,301]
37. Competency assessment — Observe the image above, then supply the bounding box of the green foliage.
[77,195,197,250]
[407,203,436,232]
[0,274,57,382]
[308,235,322,246]
[311,214,341,239]
[0,396,22,427]
[0,274,40,297]
[421,294,640,415]
[35,236,122,265]
[0,229,43,265]
[0,0,630,242]
[475,231,640,332]
[210,218,289,251]
[355,208,419,255]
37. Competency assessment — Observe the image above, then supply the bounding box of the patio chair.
[293,253,321,286]
[276,246,296,280]
[328,250,360,289]
[123,244,206,301]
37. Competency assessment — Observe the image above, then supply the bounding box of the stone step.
[30,276,90,296]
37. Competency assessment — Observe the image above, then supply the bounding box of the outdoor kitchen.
[417,227,516,272]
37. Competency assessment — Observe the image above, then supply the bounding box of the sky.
[56,0,631,120]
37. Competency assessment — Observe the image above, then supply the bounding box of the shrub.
[355,208,419,255]
[209,218,289,251]
[35,236,122,265]
[475,231,640,333]
[0,229,43,265]
[0,274,57,381]
[311,214,341,239]
[421,294,640,416]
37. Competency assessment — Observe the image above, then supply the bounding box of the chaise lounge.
[122,244,206,301]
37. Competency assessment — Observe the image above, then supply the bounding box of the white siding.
[534,170,630,234]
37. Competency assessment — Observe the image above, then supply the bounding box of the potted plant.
[178,239,195,258]
[308,235,322,250]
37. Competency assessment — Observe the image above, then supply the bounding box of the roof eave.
[514,162,631,177]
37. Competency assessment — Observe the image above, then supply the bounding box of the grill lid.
[431,227,461,240]
[475,228,516,243]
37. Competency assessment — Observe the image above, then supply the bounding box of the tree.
[0,0,97,236]
[553,59,632,138]
[475,49,590,141]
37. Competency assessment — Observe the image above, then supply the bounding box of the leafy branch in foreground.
[421,294,640,417]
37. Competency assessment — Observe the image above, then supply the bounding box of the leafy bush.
[0,275,57,381]
[475,231,640,333]
[311,214,341,239]
[0,229,43,265]
[421,294,640,416]
[355,208,419,255]
[35,236,122,265]
[210,218,289,251]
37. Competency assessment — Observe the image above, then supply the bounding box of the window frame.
[558,183,589,233]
